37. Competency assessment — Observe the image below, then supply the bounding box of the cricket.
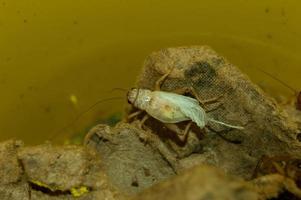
[126,67,244,141]
[82,67,244,144]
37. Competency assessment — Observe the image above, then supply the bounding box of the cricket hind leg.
[164,121,193,143]
[153,65,223,110]
[153,67,197,143]
[251,155,292,179]
[154,69,221,142]
[162,122,204,158]
[155,67,176,91]
[172,86,223,111]
[154,67,221,142]
[189,87,223,111]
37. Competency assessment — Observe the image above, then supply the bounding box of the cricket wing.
[160,93,207,128]
[178,101,207,128]
[155,91,207,127]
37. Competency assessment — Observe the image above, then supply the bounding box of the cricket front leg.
[138,114,150,129]
[125,110,143,122]
[126,110,150,132]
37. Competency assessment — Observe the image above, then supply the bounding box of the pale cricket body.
[127,88,244,130]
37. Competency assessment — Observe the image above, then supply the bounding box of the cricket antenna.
[108,87,128,92]
[48,96,124,141]
[257,67,297,94]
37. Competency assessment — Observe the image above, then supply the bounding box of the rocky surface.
[132,165,259,200]
[0,140,120,200]
[85,123,175,195]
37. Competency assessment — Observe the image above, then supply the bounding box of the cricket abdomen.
[145,92,190,123]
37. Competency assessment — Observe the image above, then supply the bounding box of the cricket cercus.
[127,68,244,141]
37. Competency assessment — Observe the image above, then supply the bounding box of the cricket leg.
[178,121,193,142]
[84,131,115,146]
[190,87,223,109]
[164,123,182,134]
[83,131,95,146]
[138,114,150,129]
[83,124,115,146]
[252,155,293,179]
[125,110,143,122]
[83,126,106,146]
[135,127,178,171]
[272,162,286,175]
[252,155,268,179]
[155,67,176,91]
[172,86,222,110]
[165,121,192,143]
[134,114,153,144]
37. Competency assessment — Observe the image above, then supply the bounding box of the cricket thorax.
[127,88,152,110]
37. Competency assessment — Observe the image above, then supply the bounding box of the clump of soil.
[1,46,301,200]
[0,140,120,200]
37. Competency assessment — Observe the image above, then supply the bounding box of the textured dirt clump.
[0,140,29,200]
[18,143,104,191]
[0,140,119,200]
[85,123,176,195]
[132,165,259,200]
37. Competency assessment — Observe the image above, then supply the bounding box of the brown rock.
[0,182,30,200]
[132,165,258,200]
[85,123,175,195]
[18,143,105,191]
[0,140,23,184]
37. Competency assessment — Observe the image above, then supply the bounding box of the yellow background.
[0,0,300,144]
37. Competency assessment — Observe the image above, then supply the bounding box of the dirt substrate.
[1,46,301,200]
